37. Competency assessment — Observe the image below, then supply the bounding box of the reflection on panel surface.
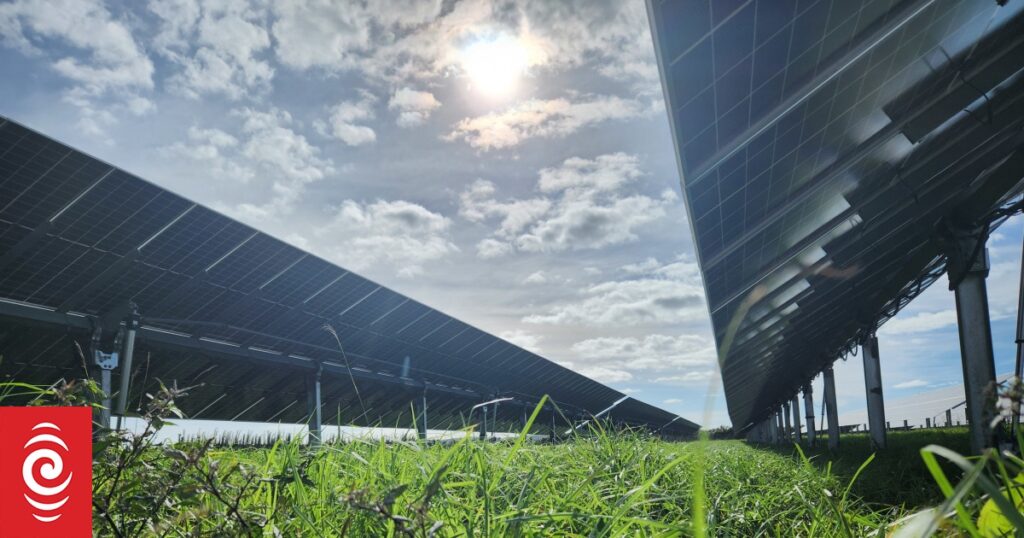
[650,0,1024,429]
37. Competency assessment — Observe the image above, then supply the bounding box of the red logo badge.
[0,407,92,537]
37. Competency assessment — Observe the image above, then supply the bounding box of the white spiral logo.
[22,422,73,523]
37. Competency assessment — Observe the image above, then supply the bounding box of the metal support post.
[91,325,120,431]
[415,392,428,440]
[947,226,997,454]
[549,409,556,443]
[946,409,952,427]
[783,402,792,442]
[1014,228,1024,436]
[775,409,784,445]
[803,385,816,447]
[862,335,887,449]
[823,365,840,451]
[480,405,489,440]
[926,418,931,429]
[115,304,139,431]
[306,364,323,448]
[791,395,803,445]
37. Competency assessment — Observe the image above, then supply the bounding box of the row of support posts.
[750,223,1002,455]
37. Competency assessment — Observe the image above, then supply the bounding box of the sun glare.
[461,36,530,97]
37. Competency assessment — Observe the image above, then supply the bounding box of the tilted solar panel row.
[0,115,699,437]
[649,0,1024,429]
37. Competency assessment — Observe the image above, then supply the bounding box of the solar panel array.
[0,116,698,438]
[649,0,1024,430]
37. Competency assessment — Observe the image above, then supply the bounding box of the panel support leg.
[115,305,139,431]
[479,405,488,441]
[791,394,803,445]
[415,392,428,441]
[783,402,792,443]
[549,409,556,443]
[91,325,119,432]
[306,364,323,449]
[803,384,816,447]
[824,365,840,451]
[862,335,887,450]
[946,409,953,428]
[1014,226,1024,436]
[946,226,997,454]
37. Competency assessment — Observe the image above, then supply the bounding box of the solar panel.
[649,0,1024,430]
[0,116,698,437]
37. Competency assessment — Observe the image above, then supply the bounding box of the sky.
[0,0,1021,430]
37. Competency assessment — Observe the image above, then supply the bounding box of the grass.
[767,429,972,510]
[9,379,1024,536]
[96,432,898,536]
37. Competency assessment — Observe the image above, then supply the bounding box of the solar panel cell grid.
[0,117,697,434]
[651,0,1024,427]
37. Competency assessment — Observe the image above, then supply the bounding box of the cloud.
[893,379,929,389]
[523,271,547,285]
[446,95,647,150]
[567,333,717,386]
[165,107,334,220]
[316,92,377,146]
[511,0,662,91]
[653,371,716,386]
[537,152,644,195]
[498,329,543,353]
[879,310,956,336]
[476,238,514,259]
[389,88,441,127]
[663,398,683,405]
[524,258,706,327]
[271,0,442,72]
[314,199,458,278]
[0,0,155,135]
[460,154,674,257]
[151,0,273,100]
[0,0,153,93]
[269,0,656,93]
[162,125,254,182]
[577,366,633,384]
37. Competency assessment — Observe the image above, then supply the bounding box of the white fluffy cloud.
[0,0,155,135]
[316,93,377,146]
[571,334,716,372]
[446,96,647,151]
[525,278,705,327]
[523,271,547,285]
[460,154,675,257]
[498,329,543,353]
[314,199,458,278]
[269,0,657,92]
[524,256,706,327]
[164,107,334,220]
[271,0,442,72]
[879,310,957,336]
[151,0,273,100]
[163,125,254,183]
[0,0,153,93]
[389,88,441,127]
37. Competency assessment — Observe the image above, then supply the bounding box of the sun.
[461,35,530,97]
